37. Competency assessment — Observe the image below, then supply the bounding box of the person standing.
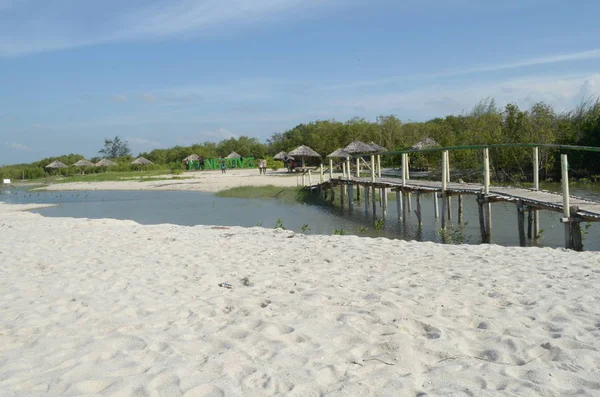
[221,161,226,174]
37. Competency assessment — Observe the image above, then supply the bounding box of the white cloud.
[332,74,600,119]
[113,95,127,102]
[4,141,30,151]
[0,0,348,57]
[203,128,237,140]
[126,136,161,147]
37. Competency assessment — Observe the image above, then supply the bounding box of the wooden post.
[477,194,487,243]
[441,151,448,229]
[570,206,583,251]
[308,170,312,186]
[447,196,453,222]
[446,151,450,183]
[416,192,422,226]
[561,154,571,249]
[483,147,490,195]
[533,210,540,240]
[441,193,447,230]
[340,182,345,208]
[377,154,382,178]
[372,186,377,217]
[533,147,540,239]
[458,195,463,224]
[346,157,351,181]
[433,193,439,218]
[349,183,354,210]
[402,192,408,220]
[320,163,324,183]
[365,186,370,213]
[484,197,492,243]
[406,155,410,180]
[382,188,387,218]
[329,159,333,180]
[396,190,402,221]
[370,155,376,182]
[356,157,360,178]
[302,172,305,186]
[517,200,526,247]
[527,207,533,239]
[402,153,407,186]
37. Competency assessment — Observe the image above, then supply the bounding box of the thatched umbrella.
[131,157,153,165]
[45,160,68,169]
[95,158,117,167]
[288,145,321,167]
[273,151,289,161]
[327,148,350,158]
[343,141,377,154]
[225,151,242,159]
[183,154,200,162]
[369,142,387,152]
[411,138,439,150]
[72,159,94,167]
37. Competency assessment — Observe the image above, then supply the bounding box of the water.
[2,186,599,250]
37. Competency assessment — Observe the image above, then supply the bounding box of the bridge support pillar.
[416,192,422,227]
[372,186,377,217]
[433,192,439,219]
[365,186,370,213]
[396,190,403,221]
[458,194,463,224]
[517,200,527,247]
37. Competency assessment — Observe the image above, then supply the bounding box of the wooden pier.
[308,145,600,251]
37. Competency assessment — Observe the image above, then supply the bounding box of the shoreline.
[2,202,600,396]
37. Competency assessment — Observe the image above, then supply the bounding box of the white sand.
[39,169,321,193]
[1,203,600,396]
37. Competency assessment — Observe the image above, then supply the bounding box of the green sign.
[186,157,255,170]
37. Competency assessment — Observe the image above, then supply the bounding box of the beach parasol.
[225,151,242,159]
[327,148,350,158]
[343,141,377,154]
[288,145,321,167]
[95,158,117,167]
[411,138,439,150]
[131,157,153,165]
[368,142,387,152]
[273,151,290,161]
[72,159,95,167]
[45,160,68,169]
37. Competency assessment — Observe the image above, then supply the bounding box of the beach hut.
[288,145,321,167]
[225,151,242,159]
[72,159,95,167]
[273,151,289,161]
[327,148,350,158]
[183,154,200,162]
[369,142,387,152]
[343,141,377,154]
[45,160,68,170]
[131,157,153,165]
[95,158,117,167]
[411,138,439,150]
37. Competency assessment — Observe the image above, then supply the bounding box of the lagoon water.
[2,187,599,250]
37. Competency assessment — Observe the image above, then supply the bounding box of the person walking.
[221,161,226,174]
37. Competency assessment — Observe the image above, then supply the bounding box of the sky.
[1,0,600,165]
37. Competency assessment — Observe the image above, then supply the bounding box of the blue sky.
[1,0,600,164]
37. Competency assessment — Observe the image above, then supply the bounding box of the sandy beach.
[38,169,318,193]
[1,202,600,396]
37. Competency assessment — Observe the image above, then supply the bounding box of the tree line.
[1,98,599,182]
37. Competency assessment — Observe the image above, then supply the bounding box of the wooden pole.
[441,151,448,229]
[320,163,324,183]
[340,182,345,209]
[484,197,492,243]
[533,147,540,239]
[477,194,487,243]
[402,192,407,220]
[372,186,377,217]
[441,193,447,230]
[397,190,402,221]
[447,196,453,222]
[533,210,539,240]
[433,193,439,218]
[458,194,463,224]
[406,155,410,180]
[517,200,526,247]
[302,172,305,186]
[402,153,407,186]
[346,157,351,181]
[329,159,333,180]
[365,185,370,213]
[527,207,533,239]
[356,157,360,178]
[308,170,312,186]
[349,183,354,210]
[446,151,450,183]
[377,154,382,178]
[570,206,583,251]
[382,188,387,218]
[561,154,571,249]
[483,147,490,195]
[370,155,376,182]
[416,192,422,226]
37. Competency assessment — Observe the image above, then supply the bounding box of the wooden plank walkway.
[325,177,600,221]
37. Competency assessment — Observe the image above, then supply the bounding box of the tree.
[99,136,131,158]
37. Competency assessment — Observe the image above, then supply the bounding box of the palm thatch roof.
[131,157,153,165]
[327,148,350,158]
[225,151,242,159]
[273,151,289,161]
[45,160,68,169]
[369,142,387,152]
[343,141,377,154]
[183,154,200,161]
[72,159,95,167]
[95,158,117,167]
[411,138,440,150]
[288,145,321,158]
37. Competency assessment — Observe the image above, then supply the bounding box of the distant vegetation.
[2,98,600,182]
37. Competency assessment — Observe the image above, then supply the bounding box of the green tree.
[99,136,131,158]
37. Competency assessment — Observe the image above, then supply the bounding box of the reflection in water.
[1,187,599,251]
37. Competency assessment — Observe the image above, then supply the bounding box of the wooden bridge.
[307,144,600,251]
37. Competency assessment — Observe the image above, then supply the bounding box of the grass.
[216,185,317,204]
[23,169,183,184]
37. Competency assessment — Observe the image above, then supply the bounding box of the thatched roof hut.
[327,148,350,158]
[72,159,94,167]
[369,142,387,152]
[95,158,117,167]
[273,151,290,161]
[45,160,68,169]
[225,151,242,159]
[343,141,377,154]
[183,154,200,162]
[131,157,153,165]
[411,138,439,150]
[288,145,321,167]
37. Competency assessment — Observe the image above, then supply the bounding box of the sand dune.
[1,203,600,396]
